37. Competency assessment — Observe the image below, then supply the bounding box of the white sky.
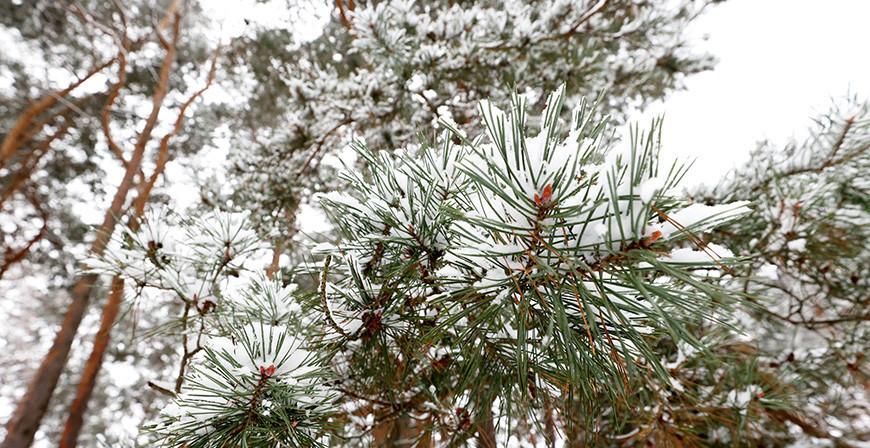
[639,0,870,188]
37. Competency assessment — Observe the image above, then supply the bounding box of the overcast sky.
[640,0,870,188]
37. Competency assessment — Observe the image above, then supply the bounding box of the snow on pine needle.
[88,208,337,445]
[86,207,271,308]
[150,323,334,447]
[316,85,752,423]
[83,86,759,445]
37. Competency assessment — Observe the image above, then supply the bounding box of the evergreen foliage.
[2,1,867,447]
[89,87,754,446]
[693,99,870,445]
[223,0,717,240]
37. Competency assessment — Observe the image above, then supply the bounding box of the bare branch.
[0,58,114,169]
[0,191,48,280]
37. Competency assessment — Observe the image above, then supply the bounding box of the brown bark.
[371,416,418,447]
[0,113,74,210]
[475,406,497,448]
[335,0,355,30]
[1,5,181,447]
[0,58,114,170]
[266,239,283,279]
[101,36,131,169]
[57,276,124,448]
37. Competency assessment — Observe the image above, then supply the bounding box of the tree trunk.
[57,277,124,448]
[475,408,497,448]
[0,189,139,448]
[1,274,97,448]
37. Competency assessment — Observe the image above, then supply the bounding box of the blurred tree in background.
[1,0,222,446]
[691,101,869,445]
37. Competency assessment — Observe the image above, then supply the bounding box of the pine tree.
[2,2,721,444]
[0,1,220,445]
[87,208,336,446]
[14,2,868,447]
[692,98,869,446]
[223,0,718,249]
[90,86,754,446]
